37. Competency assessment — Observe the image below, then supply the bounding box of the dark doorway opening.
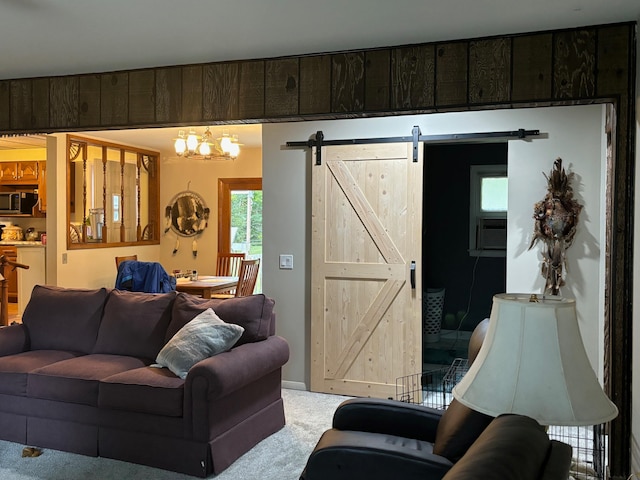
[422,142,508,368]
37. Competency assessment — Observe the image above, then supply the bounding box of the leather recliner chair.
[300,317,573,480]
[300,319,497,480]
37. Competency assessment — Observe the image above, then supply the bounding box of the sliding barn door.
[311,142,423,398]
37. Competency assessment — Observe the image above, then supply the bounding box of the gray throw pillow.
[152,308,244,379]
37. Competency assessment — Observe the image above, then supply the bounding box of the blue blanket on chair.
[115,260,177,293]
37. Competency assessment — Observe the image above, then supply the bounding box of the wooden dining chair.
[115,254,138,270]
[215,252,246,277]
[212,258,260,299]
[69,224,83,244]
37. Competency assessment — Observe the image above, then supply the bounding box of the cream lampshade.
[452,293,618,426]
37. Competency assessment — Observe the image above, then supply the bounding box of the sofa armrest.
[0,324,29,356]
[185,335,290,399]
[332,398,443,442]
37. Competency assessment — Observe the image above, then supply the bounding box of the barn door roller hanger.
[287,126,540,165]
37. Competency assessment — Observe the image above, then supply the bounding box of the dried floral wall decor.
[528,158,583,295]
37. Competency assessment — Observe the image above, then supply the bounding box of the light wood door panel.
[311,142,423,398]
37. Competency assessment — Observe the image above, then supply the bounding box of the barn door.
[311,142,423,398]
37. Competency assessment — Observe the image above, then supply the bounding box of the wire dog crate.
[395,359,468,409]
[547,424,606,480]
[396,360,607,480]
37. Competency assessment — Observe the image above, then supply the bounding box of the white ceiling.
[0,0,638,150]
[0,125,263,152]
[0,0,638,81]
[83,125,263,152]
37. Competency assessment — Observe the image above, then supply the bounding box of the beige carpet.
[0,388,350,480]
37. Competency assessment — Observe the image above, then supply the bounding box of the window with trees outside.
[218,178,262,292]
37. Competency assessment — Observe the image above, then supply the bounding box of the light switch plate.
[279,254,293,270]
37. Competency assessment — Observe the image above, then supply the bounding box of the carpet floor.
[0,388,351,480]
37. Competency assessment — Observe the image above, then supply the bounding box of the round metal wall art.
[165,190,210,237]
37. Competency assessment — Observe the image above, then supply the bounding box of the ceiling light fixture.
[174,127,240,159]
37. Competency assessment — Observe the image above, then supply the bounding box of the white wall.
[506,105,606,373]
[263,105,606,389]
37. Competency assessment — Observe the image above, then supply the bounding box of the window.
[469,165,507,257]
[480,176,508,212]
[112,194,120,222]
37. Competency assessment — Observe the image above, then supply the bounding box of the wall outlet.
[279,254,293,270]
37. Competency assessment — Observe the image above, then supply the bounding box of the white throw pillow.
[152,308,244,379]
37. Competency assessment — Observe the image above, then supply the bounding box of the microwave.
[0,192,38,214]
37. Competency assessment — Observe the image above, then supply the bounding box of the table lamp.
[452,293,618,426]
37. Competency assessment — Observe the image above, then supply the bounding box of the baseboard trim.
[282,380,307,391]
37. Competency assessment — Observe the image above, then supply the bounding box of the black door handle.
[410,261,416,289]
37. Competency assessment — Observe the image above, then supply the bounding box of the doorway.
[218,177,263,292]
[422,143,508,369]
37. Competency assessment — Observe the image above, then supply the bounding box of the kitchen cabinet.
[0,160,46,216]
[1,246,18,302]
[0,161,39,184]
[0,163,17,183]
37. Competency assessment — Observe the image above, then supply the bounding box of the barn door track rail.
[286,126,540,165]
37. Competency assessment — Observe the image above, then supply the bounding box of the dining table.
[175,275,238,299]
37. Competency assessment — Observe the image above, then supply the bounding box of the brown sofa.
[0,285,290,477]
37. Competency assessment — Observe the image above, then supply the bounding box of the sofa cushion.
[22,285,109,354]
[0,350,83,396]
[99,367,185,417]
[93,290,176,360]
[168,293,274,346]
[153,308,244,379]
[27,354,148,406]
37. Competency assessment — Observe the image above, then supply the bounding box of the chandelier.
[174,127,240,159]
